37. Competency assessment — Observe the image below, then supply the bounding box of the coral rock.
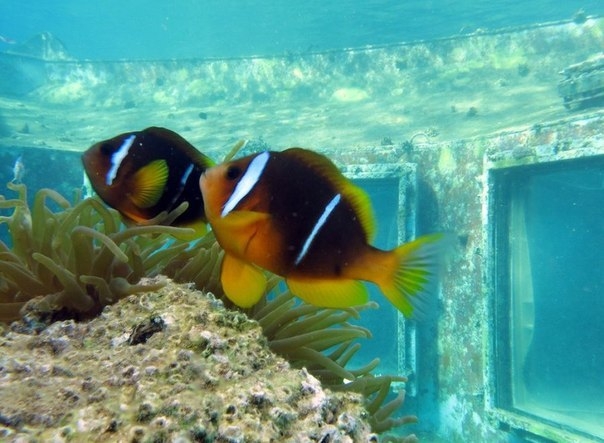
[0,280,375,442]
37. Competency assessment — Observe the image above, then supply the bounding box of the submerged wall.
[415,112,603,441]
[329,109,604,441]
[0,17,603,153]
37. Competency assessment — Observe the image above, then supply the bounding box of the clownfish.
[82,127,213,237]
[199,147,447,317]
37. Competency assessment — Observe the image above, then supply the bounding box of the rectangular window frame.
[485,150,604,442]
[341,162,420,393]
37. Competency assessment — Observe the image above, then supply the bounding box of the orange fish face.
[198,162,229,221]
[199,153,271,222]
[82,136,137,208]
[200,152,290,273]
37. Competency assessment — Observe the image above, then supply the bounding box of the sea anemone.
[0,182,418,438]
[248,285,418,438]
[0,182,191,323]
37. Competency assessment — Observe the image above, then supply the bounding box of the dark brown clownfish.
[82,126,214,237]
[199,147,447,317]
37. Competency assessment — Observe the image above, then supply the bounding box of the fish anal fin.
[286,277,369,308]
[130,159,169,208]
[221,253,267,308]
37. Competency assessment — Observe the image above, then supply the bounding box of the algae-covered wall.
[413,113,604,441]
[329,110,604,441]
[0,17,603,154]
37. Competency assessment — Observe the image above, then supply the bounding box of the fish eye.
[226,165,241,181]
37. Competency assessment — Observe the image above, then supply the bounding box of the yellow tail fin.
[379,233,449,318]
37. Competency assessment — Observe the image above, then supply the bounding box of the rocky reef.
[0,279,378,442]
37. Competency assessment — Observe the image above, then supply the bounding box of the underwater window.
[490,155,604,440]
[342,163,420,391]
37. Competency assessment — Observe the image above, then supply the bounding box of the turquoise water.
[1,1,603,59]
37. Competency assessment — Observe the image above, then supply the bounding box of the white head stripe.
[106,134,136,185]
[221,151,270,217]
[295,193,341,266]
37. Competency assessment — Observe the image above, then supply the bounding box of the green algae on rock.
[0,280,376,442]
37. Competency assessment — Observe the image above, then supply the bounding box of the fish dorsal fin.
[282,148,376,240]
[221,253,267,308]
[191,150,214,170]
[286,277,369,308]
[340,180,376,241]
[130,159,169,208]
[145,126,215,169]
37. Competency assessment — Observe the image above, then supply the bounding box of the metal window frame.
[484,150,604,442]
[341,162,419,392]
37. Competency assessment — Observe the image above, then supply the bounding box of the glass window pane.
[506,160,604,438]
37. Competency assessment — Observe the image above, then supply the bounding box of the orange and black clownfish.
[199,147,447,317]
[82,126,213,237]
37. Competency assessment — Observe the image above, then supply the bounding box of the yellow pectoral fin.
[130,159,169,208]
[286,277,369,308]
[221,254,267,308]
[214,210,271,257]
[220,210,270,229]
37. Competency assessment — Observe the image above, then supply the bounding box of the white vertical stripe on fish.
[180,163,194,187]
[295,193,341,266]
[221,151,270,217]
[106,134,136,185]
[169,163,195,207]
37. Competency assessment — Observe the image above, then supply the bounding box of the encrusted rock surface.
[0,279,375,442]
